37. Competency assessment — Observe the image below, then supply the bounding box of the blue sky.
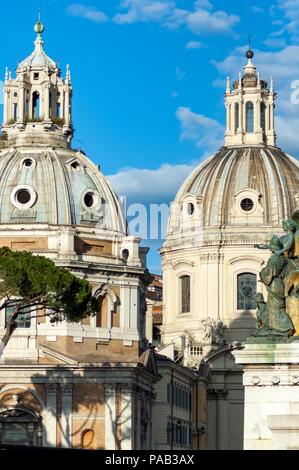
[1,0,299,272]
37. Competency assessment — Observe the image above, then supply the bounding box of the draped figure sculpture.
[253,210,299,338]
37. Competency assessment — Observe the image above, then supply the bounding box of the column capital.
[104,383,116,398]
[46,383,58,396]
[61,383,73,396]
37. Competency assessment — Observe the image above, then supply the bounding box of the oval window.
[84,192,94,208]
[23,159,33,168]
[187,203,194,216]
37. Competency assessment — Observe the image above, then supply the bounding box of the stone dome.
[166,146,299,245]
[0,146,126,235]
[18,35,57,71]
[18,47,56,70]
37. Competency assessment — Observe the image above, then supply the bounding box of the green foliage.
[0,247,100,324]
[24,115,43,123]
[52,117,65,125]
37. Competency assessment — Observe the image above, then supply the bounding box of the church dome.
[0,147,125,234]
[169,146,299,232]
[18,46,56,70]
[18,19,57,71]
[165,50,299,247]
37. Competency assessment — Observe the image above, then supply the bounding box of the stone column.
[216,389,228,450]
[44,83,50,121]
[104,384,116,450]
[135,392,142,450]
[64,88,70,125]
[120,384,135,450]
[18,86,25,122]
[44,383,57,447]
[61,383,73,448]
[3,89,9,123]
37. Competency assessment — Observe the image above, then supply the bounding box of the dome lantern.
[1,15,73,149]
[224,46,276,147]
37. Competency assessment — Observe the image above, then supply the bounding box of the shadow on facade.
[0,363,135,450]
[204,310,256,450]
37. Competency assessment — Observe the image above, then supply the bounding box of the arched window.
[260,102,266,131]
[246,101,254,132]
[180,275,190,313]
[235,103,239,132]
[0,407,42,446]
[237,273,257,310]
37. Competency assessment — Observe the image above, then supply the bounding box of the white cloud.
[113,0,240,36]
[186,7,239,36]
[186,40,203,49]
[277,0,299,35]
[263,37,287,48]
[113,0,175,24]
[106,162,199,203]
[176,106,224,151]
[66,4,108,23]
[194,0,213,9]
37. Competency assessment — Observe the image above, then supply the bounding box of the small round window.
[240,198,254,212]
[11,185,36,210]
[84,192,94,208]
[16,190,31,204]
[23,159,33,168]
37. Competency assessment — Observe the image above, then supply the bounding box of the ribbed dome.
[18,48,56,70]
[18,37,56,70]
[168,146,299,237]
[0,147,126,234]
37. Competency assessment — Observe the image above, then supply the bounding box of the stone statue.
[253,293,269,334]
[201,317,225,345]
[252,211,299,339]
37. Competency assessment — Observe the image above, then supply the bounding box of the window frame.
[245,101,254,132]
[237,272,257,311]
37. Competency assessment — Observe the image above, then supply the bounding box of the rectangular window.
[13,103,18,121]
[5,303,31,329]
[246,101,254,132]
[237,273,257,310]
[181,275,190,313]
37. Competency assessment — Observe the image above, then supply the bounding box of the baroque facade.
[0,18,159,449]
[159,48,299,449]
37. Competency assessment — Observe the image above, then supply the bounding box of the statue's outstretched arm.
[254,244,270,250]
